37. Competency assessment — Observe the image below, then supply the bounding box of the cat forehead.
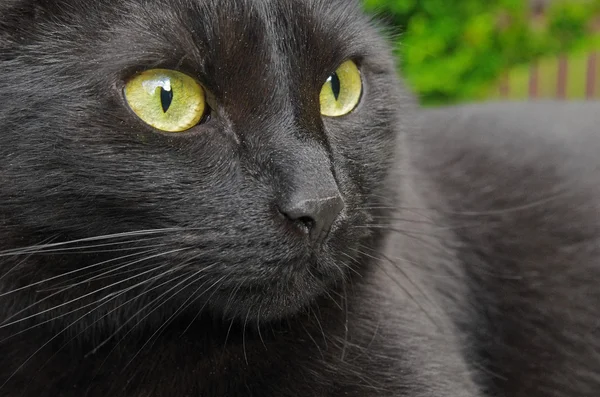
[3,0,376,72]
[23,0,366,41]
[90,0,375,97]
[118,0,369,57]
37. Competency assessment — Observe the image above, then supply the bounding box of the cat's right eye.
[123,69,207,133]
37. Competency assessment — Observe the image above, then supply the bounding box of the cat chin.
[220,293,317,323]
[206,267,338,322]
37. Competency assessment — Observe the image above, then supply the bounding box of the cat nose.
[281,191,345,245]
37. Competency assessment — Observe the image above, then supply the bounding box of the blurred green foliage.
[362,0,600,105]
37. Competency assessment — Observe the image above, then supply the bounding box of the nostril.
[295,216,315,232]
[277,194,345,244]
[277,206,314,234]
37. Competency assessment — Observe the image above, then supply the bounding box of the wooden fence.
[496,52,599,100]
[494,4,599,101]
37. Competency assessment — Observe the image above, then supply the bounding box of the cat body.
[1,0,599,396]
[411,102,600,396]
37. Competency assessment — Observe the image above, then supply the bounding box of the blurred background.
[362,0,600,106]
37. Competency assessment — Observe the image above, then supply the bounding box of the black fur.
[0,0,599,396]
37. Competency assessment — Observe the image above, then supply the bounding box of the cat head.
[0,0,409,328]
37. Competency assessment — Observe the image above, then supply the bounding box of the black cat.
[1,0,599,396]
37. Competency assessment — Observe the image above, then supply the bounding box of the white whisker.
[0,248,160,298]
[123,273,227,370]
[0,247,189,328]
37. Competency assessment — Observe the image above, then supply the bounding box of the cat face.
[0,0,406,327]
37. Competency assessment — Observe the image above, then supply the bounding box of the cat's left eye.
[124,69,206,133]
[320,60,362,117]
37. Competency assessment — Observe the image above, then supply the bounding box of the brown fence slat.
[557,56,568,99]
[500,73,510,98]
[587,52,597,99]
[529,62,539,98]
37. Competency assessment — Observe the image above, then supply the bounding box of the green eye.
[124,69,206,132]
[319,60,362,117]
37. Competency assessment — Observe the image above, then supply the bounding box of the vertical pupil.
[160,86,174,113]
[330,72,341,101]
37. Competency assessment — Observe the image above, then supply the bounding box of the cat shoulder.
[411,101,600,397]
[413,101,600,209]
